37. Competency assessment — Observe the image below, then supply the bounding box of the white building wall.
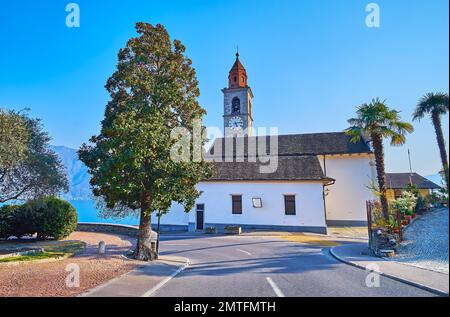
[187,181,327,232]
[159,202,190,226]
[321,155,376,225]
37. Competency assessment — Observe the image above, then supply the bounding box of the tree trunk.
[372,133,390,220]
[432,112,449,192]
[156,212,162,259]
[135,191,157,261]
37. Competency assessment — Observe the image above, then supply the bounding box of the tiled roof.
[207,156,331,182]
[208,132,372,158]
[386,173,441,190]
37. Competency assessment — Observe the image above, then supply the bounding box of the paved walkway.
[330,243,449,296]
[395,208,449,274]
[81,256,189,297]
[0,232,137,297]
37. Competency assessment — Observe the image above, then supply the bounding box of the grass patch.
[0,251,67,263]
[0,241,86,264]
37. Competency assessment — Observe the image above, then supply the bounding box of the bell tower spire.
[228,49,248,89]
[223,51,254,137]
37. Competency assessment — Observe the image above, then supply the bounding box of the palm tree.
[413,92,449,192]
[346,98,414,220]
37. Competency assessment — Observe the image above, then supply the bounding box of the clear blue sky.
[0,0,448,176]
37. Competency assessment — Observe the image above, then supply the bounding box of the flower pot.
[224,226,242,235]
[205,227,217,234]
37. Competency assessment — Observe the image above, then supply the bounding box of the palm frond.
[413,92,449,121]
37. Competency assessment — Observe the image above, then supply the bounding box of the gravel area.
[0,232,137,297]
[394,208,449,274]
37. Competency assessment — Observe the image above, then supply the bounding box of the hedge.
[0,197,78,240]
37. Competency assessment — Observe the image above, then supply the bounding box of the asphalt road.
[154,234,437,297]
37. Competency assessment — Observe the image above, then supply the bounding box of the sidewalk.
[80,256,189,297]
[330,243,449,296]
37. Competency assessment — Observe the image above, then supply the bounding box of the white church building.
[159,53,376,234]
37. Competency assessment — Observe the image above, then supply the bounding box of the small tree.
[0,109,68,203]
[346,98,414,220]
[79,23,212,261]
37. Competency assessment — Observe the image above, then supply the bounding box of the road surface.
[153,234,437,297]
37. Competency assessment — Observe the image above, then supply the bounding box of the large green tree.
[0,109,68,203]
[79,23,212,261]
[346,98,414,220]
[413,92,449,192]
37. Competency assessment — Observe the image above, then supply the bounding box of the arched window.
[232,97,240,114]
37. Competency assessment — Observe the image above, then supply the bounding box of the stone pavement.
[395,208,449,274]
[330,243,449,296]
[80,256,189,297]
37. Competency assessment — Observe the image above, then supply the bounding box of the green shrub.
[24,197,78,240]
[391,191,417,216]
[8,203,39,238]
[0,198,78,240]
[0,205,17,239]
[415,195,427,214]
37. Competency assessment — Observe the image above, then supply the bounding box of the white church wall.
[187,181,327,233]
[156,202,190,231]
[321,154,376,225]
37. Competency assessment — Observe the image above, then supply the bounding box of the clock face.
[228,116,244,130]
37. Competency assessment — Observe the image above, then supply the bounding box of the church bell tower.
[223,52,254,137]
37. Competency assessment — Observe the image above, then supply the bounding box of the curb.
[79,256,190,297]
[141,257,190,297]
[329,246,449,297]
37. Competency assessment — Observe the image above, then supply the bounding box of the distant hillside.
[51,146,92,201]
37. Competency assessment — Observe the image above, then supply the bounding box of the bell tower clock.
[223,52,254,137]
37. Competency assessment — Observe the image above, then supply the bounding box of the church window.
[234,76,237,82]
[284,195,296,215]
[232,195,243,214]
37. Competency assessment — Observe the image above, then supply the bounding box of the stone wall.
[76,223,139,238]
[76,223,187,237]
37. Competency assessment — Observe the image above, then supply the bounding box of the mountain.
[51,146,92,200]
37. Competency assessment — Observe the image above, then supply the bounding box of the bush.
[24,197,78,240]
[0,197,78,240]
[415,195,427,214]
[0,205,17,239]
[391,191,417,217]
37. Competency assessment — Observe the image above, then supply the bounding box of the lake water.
[70,200,140,225]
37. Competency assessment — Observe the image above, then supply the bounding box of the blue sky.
[0,0,448,177]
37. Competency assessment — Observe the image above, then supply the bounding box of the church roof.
[207,156,331,182]
[229,56,246,73]
[228,52,248,89]
[386,173,441,190]
[208,132,372,158]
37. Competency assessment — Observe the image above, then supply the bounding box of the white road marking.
[164,244,190,246]
[236,249,252,256]
[141,258,190,297]
[266,277,285,297]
